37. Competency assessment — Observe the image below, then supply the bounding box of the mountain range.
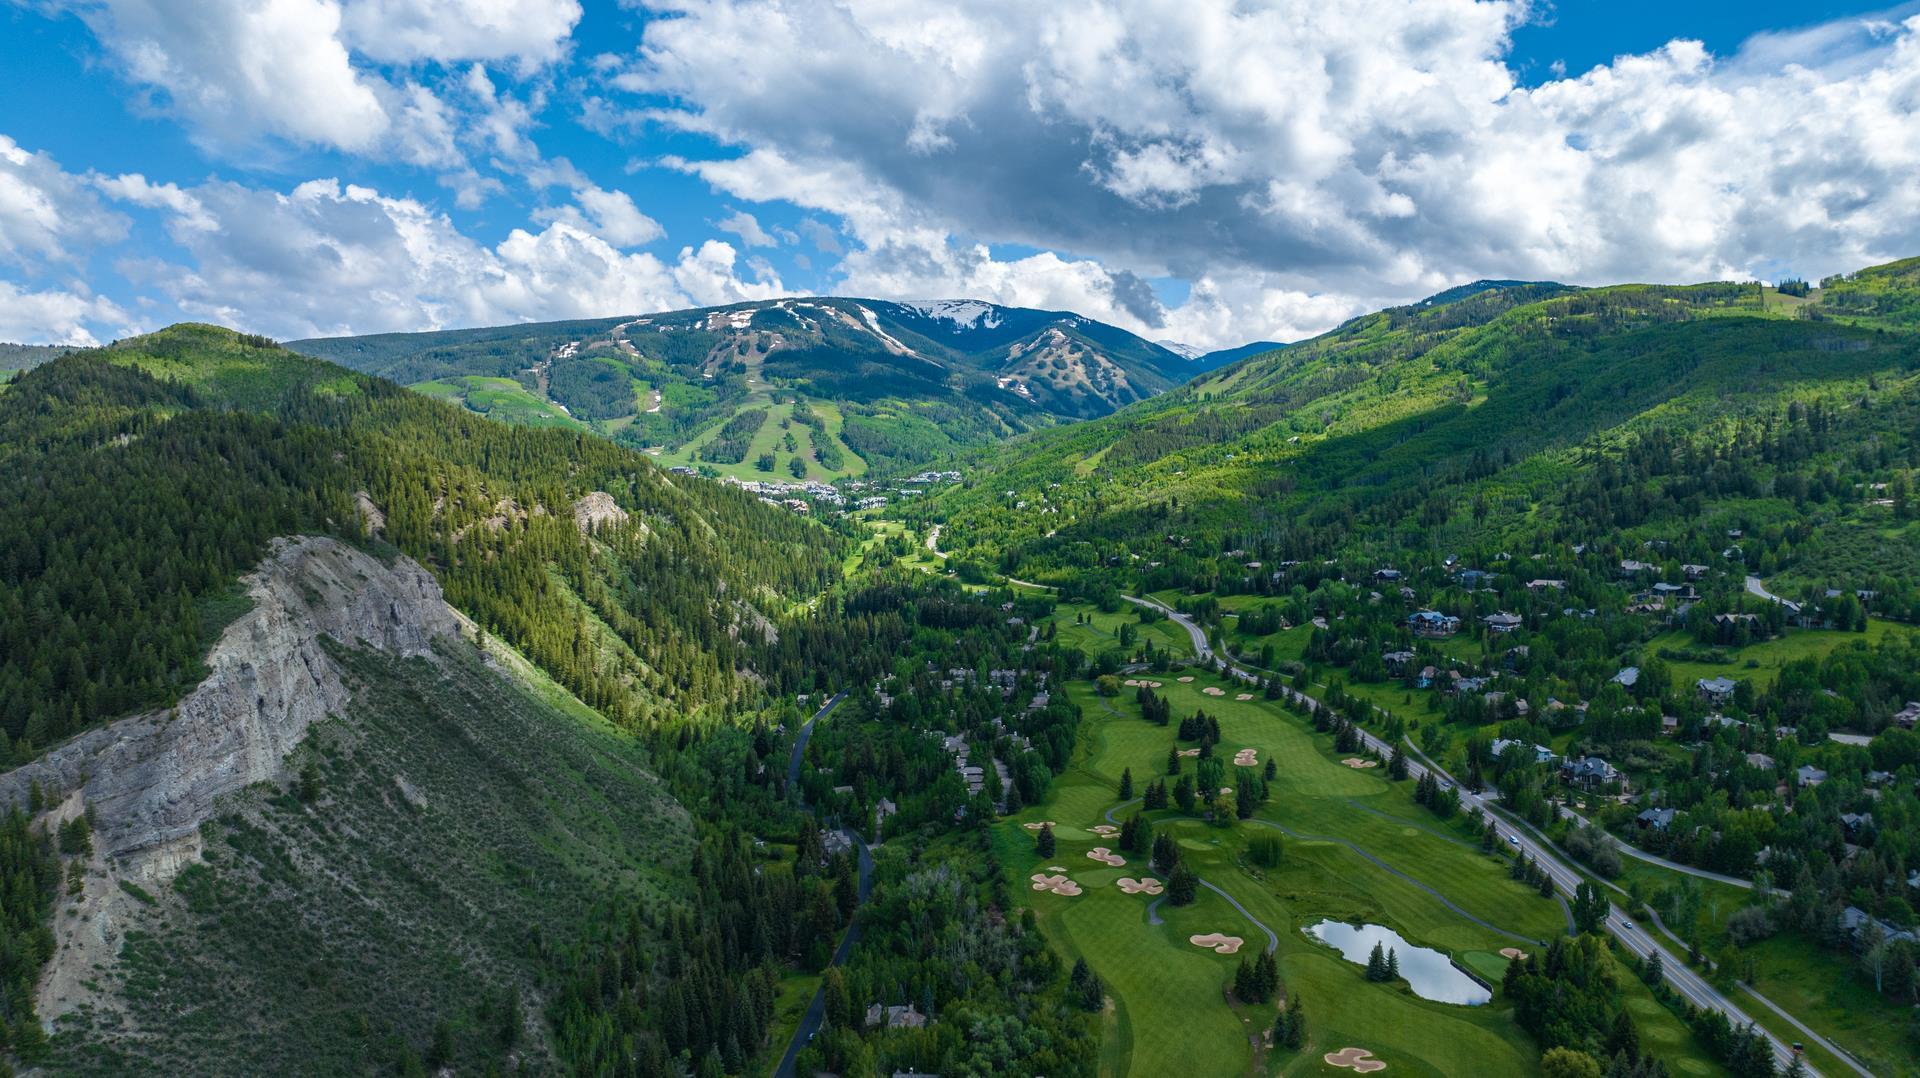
[290,297,1219,480]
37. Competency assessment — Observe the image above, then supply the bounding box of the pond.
[1303,920,1491,1005]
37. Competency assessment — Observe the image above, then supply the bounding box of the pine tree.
[1152,833,1180,873]
[1036,822,1056,858]
[1167,864,1198,906]
[1283,995,1306,1048]
[1167,746,1182,775]
[1366,942,1388,981]
[1119,766,1134,800]
[1386,948,1400,981]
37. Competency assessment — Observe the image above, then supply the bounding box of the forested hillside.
[926,268,1920,609]
[0,324,847,759]
[291,298,1199,479]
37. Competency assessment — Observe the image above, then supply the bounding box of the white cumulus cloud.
[621,0,1920,348]
[118,176,779,339]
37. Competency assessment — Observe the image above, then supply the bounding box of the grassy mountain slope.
[291,298,1200,478]
[925,270,1920,606]
[52,639,693,1075]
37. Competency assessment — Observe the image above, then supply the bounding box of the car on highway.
[1507,834,1520,846]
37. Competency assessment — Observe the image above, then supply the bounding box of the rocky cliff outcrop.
[0,535,460,873]
[571,490,631,534]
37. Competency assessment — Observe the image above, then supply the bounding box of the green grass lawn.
[1646,618,1914,695]
[409,376,586,430]
[1049,601,1194,660]
[996,671,1729,1077]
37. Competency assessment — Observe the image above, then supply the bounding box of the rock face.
[571,490,630,534]
[0,535,460,873]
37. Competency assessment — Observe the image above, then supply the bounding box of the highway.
[1123,594,1815,1076]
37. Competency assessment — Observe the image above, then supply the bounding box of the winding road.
[1124,594,1820,1076]
[774,692,879,1078]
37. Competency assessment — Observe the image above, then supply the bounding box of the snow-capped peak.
[899,299,1004,331]
[1157,339,1202,359]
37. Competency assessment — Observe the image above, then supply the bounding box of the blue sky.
[2,0,1918,348]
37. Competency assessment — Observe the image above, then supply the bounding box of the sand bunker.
[1219,786,1234,796]
[1088,825,1120,839]
[1324,1048,1385,1073]
[1341,758,1378,769]
[1046,865,1066,872]
[1116,877,1165,895]
[1178,748,1202,757]
[1123,679,1166,689]
[1029,873,1083,896]
[1202,686,1226,696]
[1499,947,1529,961]
[1021,820,1058,830]
[1233,749,1259,767]
[1177,676,1195,683]
[1189,932,1245,954]
[1235,693,1255,701]
[1086,847,1127,867]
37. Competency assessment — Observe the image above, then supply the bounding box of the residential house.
[1458,569,1495,589]
[1660,714,1680,736]
[1562,756,1620,788]
[1374,568,1403,582]
[1681,563,1710,580]
[1745,753,1775,770]
[1893,701,1920,730]
[1696,676,1738,706]
[1610,667,1641,690]
[1838,906,1917,945]
[1637,807,1677,831]
[1492,738,1557,765]
[1840,812,1874,838]
[1619,559,1655,577]
[1526,578,1567,591]
[1408,610,1460,638]
[866,1004,929,1030]
[1382,650,1416,674]
[1796,765,1828,788]
[1482,611,1524,634]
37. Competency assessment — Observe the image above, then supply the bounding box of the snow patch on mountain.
[1157,339,1202,359]
[900,299,1004,331]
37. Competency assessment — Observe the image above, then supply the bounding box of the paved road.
[775,692,872,1078]
[1212,626,1770,898]
[785,691,846,789]
[1125,595,1814,1076]
[1745,574,1788,605]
